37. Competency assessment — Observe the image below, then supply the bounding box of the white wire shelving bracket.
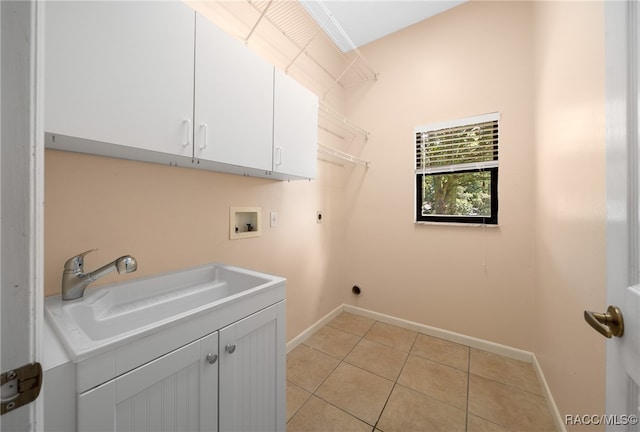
[318,104,369,140]
[245,0,378,96]
[318,143,369,167]
[317,103,370,167]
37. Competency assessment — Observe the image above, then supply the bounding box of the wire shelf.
[318,143,369,167]
[246,0,378,96]
[317,103,370,167]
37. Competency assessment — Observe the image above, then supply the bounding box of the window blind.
[415,113,499,175]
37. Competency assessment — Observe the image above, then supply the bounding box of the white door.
[602,1,640,430]
[0,0,44,431]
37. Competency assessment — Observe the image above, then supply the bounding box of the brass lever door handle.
[584,305,624,338]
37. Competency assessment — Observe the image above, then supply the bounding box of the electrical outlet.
[270,211,278,227]
[317,211,323,224]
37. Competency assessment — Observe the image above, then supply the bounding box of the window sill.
[414,221,500,228]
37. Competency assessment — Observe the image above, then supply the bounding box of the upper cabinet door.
[45,1,195,157]
[273,69,318,179]
[194,14,274,171]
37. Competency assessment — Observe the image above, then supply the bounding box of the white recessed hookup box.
[230,207,261,240]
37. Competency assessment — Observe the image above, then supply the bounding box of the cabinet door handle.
[183,119,191,148]
[206,353,218,364]
[225,344,236,354]
[200,123,208,150]
[275,146,283,167]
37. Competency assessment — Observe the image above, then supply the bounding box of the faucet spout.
[61,250,137,301]
[88,256,137,282]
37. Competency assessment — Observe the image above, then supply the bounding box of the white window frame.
[414,112,500,225]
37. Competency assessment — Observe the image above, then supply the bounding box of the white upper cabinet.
[273,70,319,179]
[45,1,195,158]
[194,14,274,171]
[45,2,318,180]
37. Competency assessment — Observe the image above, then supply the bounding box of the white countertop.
[43,317,71,371]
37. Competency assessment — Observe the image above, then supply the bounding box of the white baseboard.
[533,354,567,432]
[343,304,533,362]
[287,303,564,430]
[286,304,345,353]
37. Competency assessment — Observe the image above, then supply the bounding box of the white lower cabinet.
[78,332,218,432]
[76,302,285,432]
[219,302,286,431]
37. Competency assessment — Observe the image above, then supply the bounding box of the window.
[415,113,499,225]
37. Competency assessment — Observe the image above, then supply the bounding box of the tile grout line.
[373,381,397,431]
[342,341,414,383]
[466,347,521,431]
[470,369,551,398]
[285,339,348,427]
[311,319,420,431]
[284,379,312,422]
[300,323,372,428]
[466,350,544,432]
[289,312,555,431]
[288,314,376,426]
[371,328,419,432]
[336,320,384,430]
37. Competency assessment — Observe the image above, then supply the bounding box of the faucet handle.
[63,249,97,272]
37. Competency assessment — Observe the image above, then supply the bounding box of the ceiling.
[301,0,467,50]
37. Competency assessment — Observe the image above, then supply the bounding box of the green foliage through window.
[415,113,499,224]
[421,171,492,217]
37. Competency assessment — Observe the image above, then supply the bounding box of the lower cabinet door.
[219,301,286,432]
[77,332,219,432]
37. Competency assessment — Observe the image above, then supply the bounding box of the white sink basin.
[45,263,285,361]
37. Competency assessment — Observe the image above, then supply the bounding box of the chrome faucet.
[61,249,137,301]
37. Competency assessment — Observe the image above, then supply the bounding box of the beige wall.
[339,0,606,424]
[45,151,350,341]
[342,1,537,351]
[44,0,608,423]
[44,1,356,342]
[532,1,606,426]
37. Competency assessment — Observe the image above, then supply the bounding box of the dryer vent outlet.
[352,285,361,295]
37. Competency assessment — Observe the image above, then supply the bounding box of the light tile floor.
[286,312,557,432]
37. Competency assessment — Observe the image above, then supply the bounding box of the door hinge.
[1,363,42,415]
